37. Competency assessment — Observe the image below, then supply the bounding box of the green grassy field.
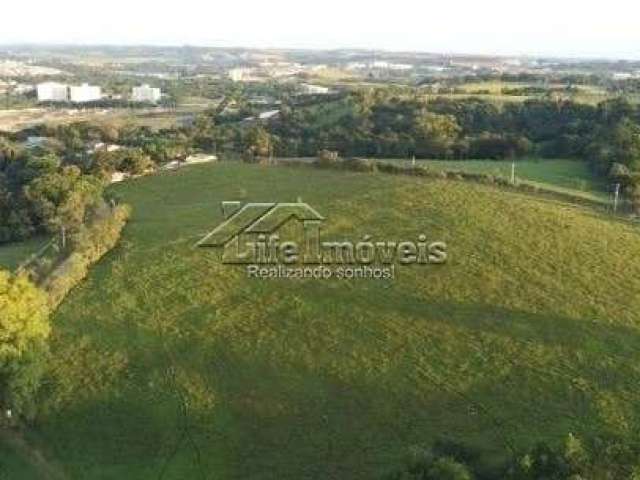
[381,159,609,203]
[415,80,640,106]
[0,160,605,271]
[437,80,622,105]
[8,162,640,479]
[0,236,51,272]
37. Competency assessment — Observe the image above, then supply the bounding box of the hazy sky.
[3,0,640,59]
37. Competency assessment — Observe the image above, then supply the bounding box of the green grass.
[0,236,51,271]
[0,443,42,479]
[381,158,609,203]
[420,81,640,105]
[18,163,640,479]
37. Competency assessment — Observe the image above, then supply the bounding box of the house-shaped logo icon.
[197,202,325,264]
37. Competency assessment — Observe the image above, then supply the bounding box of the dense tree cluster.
[261,91,640,172]
[385,434,640,480]
[0,271,50,419]
[0,122,193,243]
[0,139,104,242]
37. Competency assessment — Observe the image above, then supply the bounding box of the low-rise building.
[131,84,162,103]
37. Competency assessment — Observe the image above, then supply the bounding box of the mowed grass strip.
[30,162,640,479]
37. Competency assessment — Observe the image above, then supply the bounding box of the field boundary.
[272,157,638,220]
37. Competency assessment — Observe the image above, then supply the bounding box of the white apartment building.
[131,84,162,103]
[37,82,69,102]
[69,83,102,103]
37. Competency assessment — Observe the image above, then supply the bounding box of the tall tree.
[0,271,50,418]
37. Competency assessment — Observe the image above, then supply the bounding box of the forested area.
[0,123,190,243]
[260,92,640,173]
[384,434,640,480]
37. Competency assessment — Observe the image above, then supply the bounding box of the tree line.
[384,434,640,480]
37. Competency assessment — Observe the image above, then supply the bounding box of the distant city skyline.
[4,0,640,60]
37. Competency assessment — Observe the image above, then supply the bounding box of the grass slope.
[0,236,50,271]
[26,163,640,479]
[381,159,608,203]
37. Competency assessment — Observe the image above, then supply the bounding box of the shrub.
[377,162,405,175]
[42,204,131,308]
[383,442,478,480]
[342,157,378,173]
[427,457,474,480]
[315,149,340,168]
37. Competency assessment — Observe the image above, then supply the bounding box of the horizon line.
[1,42,639,63]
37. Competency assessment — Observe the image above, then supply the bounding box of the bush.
[315,149,340,168]
[385,435,640,480]
[377,162,406,175]
[342,157,378,173]
[42,204,131,308]
[383,442,478,480]
[313,155,378,173]
[428,458,474,480]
